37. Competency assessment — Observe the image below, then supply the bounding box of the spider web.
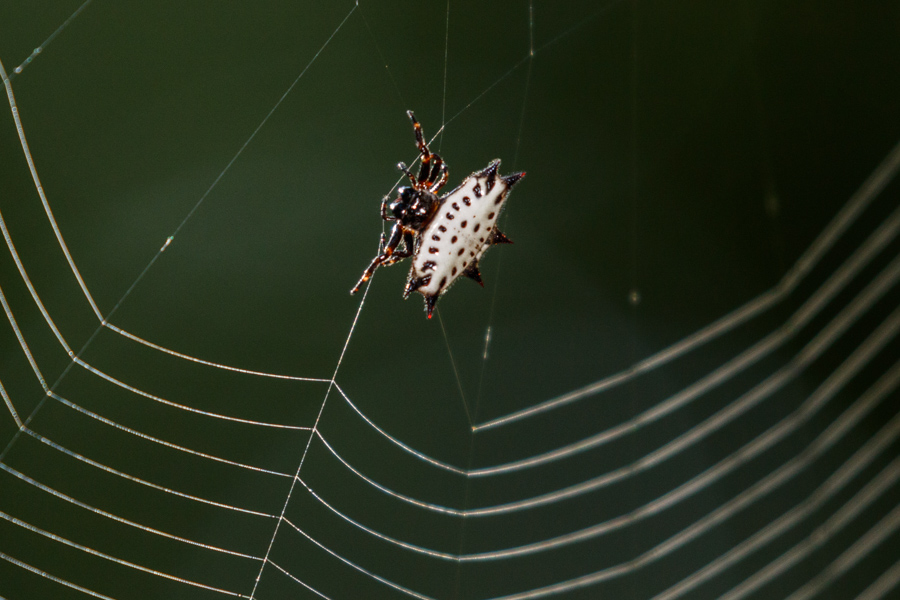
[1,1,899,599]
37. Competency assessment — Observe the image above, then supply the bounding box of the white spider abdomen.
[405,160,524,316]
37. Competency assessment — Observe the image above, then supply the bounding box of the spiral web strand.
[1,1,898,599]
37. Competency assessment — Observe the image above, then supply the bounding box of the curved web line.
[296,475,458,560]
[0,284,50,400]
[18,422,277,519]
[332,383,467,475]
[476,355,900,562]
[486,395,900,599]
[0,331,280,532]
[854,559,900,600]
[722,463,900,600]
[791,501,900,599]
[267,560,332,600]
[313,431,464,516]
[0,275,309,476]
[104,324,329,383]
[0,508,248,598]
[0,370,275,518]
[718,454,900,600]
[467,262,900,515]
[0,382,22,431]
[0,59,103,323]
[0,462,263,561]
[282,517,437,600]
[2,197,322,429]
[0,401,275,595]
[652,365,900,598]
[0,549,116,600]
[2,204,322,427]
[47,392,293,477]
[0,247,317,432]
[72,357,314,429]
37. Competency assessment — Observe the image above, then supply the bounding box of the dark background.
[0,1,898,598]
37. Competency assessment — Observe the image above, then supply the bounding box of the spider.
[351,111,524,318]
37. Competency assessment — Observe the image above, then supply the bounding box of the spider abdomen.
[405,160,524,316]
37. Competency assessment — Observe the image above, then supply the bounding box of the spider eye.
[390,190,410,218]
[392,187,414,214]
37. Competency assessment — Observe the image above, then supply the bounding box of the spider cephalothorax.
[388,185,440,230]
[351,111,524,318]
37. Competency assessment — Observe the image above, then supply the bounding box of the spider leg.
[397,162,419,187]
[380,196,395,221]
[429,157,449,193]
[407,111,431,161]
[382,231,415,266]
[350,224,405,294]
[407,111,437,185]
[417,156,433,185]
[428,155,443,181]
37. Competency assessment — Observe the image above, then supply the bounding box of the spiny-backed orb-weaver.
[351,111,524,318]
